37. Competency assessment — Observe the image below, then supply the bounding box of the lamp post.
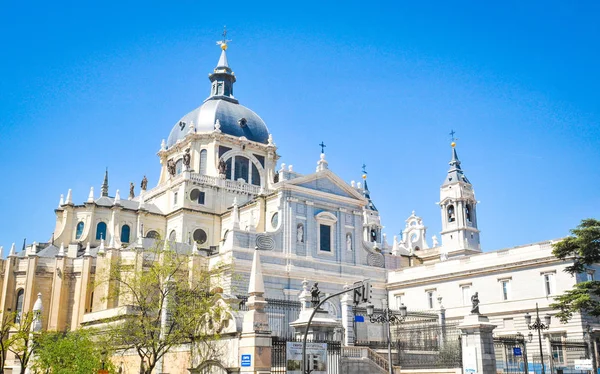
[366,299,407,374]
[583,323,597,374]
[525,303,551,374]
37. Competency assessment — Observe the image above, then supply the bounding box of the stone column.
[459,314,497,374]
[340,285,355,346]
[239,249,271,374]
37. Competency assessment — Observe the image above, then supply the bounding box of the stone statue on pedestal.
[471,292,480,315]
[310,283,321,308]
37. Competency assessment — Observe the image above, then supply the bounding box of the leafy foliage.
[98,241,227,374]
[551,218,600,323]
[0,312,17,374]
[7,312,37,374]
[31,329,115,374]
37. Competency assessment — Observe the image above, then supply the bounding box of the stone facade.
[1,42,596,374]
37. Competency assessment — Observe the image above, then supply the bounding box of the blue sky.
[1,1,599,253]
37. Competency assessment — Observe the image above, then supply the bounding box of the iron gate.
[494,335,528,374]
[271,336,341,374]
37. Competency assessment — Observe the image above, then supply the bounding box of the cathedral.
[1,39,597,373]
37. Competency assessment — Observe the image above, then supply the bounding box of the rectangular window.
[461,286,471,306]
[544,273,555,296]
[501,280,510,301]
[394,294,403,309]
[173,192,178,205]
[550,335,565,363]
[198,191,205,205]
[587,271,594,282]
[427,291,434,309]
[319,225,331,252]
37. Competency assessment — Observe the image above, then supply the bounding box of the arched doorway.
[189,360,229,374]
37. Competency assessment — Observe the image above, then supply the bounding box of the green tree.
[99,241,226,374]
[31,329,114,374]
[551,218,600,323]
[7,312,37,374]
[0,312,17,374]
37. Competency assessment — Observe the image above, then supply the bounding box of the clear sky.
[1,1,599,253]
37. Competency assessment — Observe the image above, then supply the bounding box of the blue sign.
[241,354,251,367]
[513,347,522,356]
[354,315,365,322]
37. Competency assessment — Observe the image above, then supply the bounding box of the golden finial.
[362,174,367,180]
[449,129,457,147]
[216,26,231,51]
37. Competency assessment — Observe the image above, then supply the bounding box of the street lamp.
[525,303,551,374]
[366,299,407,374]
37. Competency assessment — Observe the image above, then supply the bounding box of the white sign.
[464,347,478,374]
[575,359,593,370]
[286,342,327,374]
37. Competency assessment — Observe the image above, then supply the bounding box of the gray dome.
[167,99,269,147]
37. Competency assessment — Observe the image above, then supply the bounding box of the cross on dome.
[319,141,326,154]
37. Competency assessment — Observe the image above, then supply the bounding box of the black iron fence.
[271,336,341,374]
[352,306,462,369]
[550,338,590,374]
[237,296,301,339]
[395,322,463,369]
[494,335,528,374]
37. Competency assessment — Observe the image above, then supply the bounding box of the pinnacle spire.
[361,168,378,211]
[207,29,237,103]
[443,142,470,186]
[101,168,109,197]
[248,247,265,295]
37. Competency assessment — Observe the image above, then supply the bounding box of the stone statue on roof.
[218,159,227,175]
[183,149,191,170]
[167,159,176,177]
[141,175,148,191]
[129,182,135,199]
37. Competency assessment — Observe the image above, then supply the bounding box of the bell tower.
[439,140,481,256]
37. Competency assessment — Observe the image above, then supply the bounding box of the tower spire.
[361,167,377,211]
[101,168,109,197]
[207,28,238,103]
[443,140,470,186]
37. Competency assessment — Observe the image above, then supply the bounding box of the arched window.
[199,149,207,175]
[96,222,107,240]
[190,189,205,204]
[251,164,260,186]
[121,225,131,243]
[234,156,249,183]
[175,159,183,174]
[447,205,455,222]
[168,230,177,242]
[75,222,84,239]
[15,289,24,323]
[193,229,207,245]
[370,229,378,242]
[223,155,262,186]
[146,230,159,239]
[466,204,472,223]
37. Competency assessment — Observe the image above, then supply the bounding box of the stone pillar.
[47,249,67,330]
[0,245,18,321]
[340,285,355,346]
[239,249,271,374]
[459,314,497,374]
[438,297,446,349]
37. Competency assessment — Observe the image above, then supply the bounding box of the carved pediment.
[282,170,365,201]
